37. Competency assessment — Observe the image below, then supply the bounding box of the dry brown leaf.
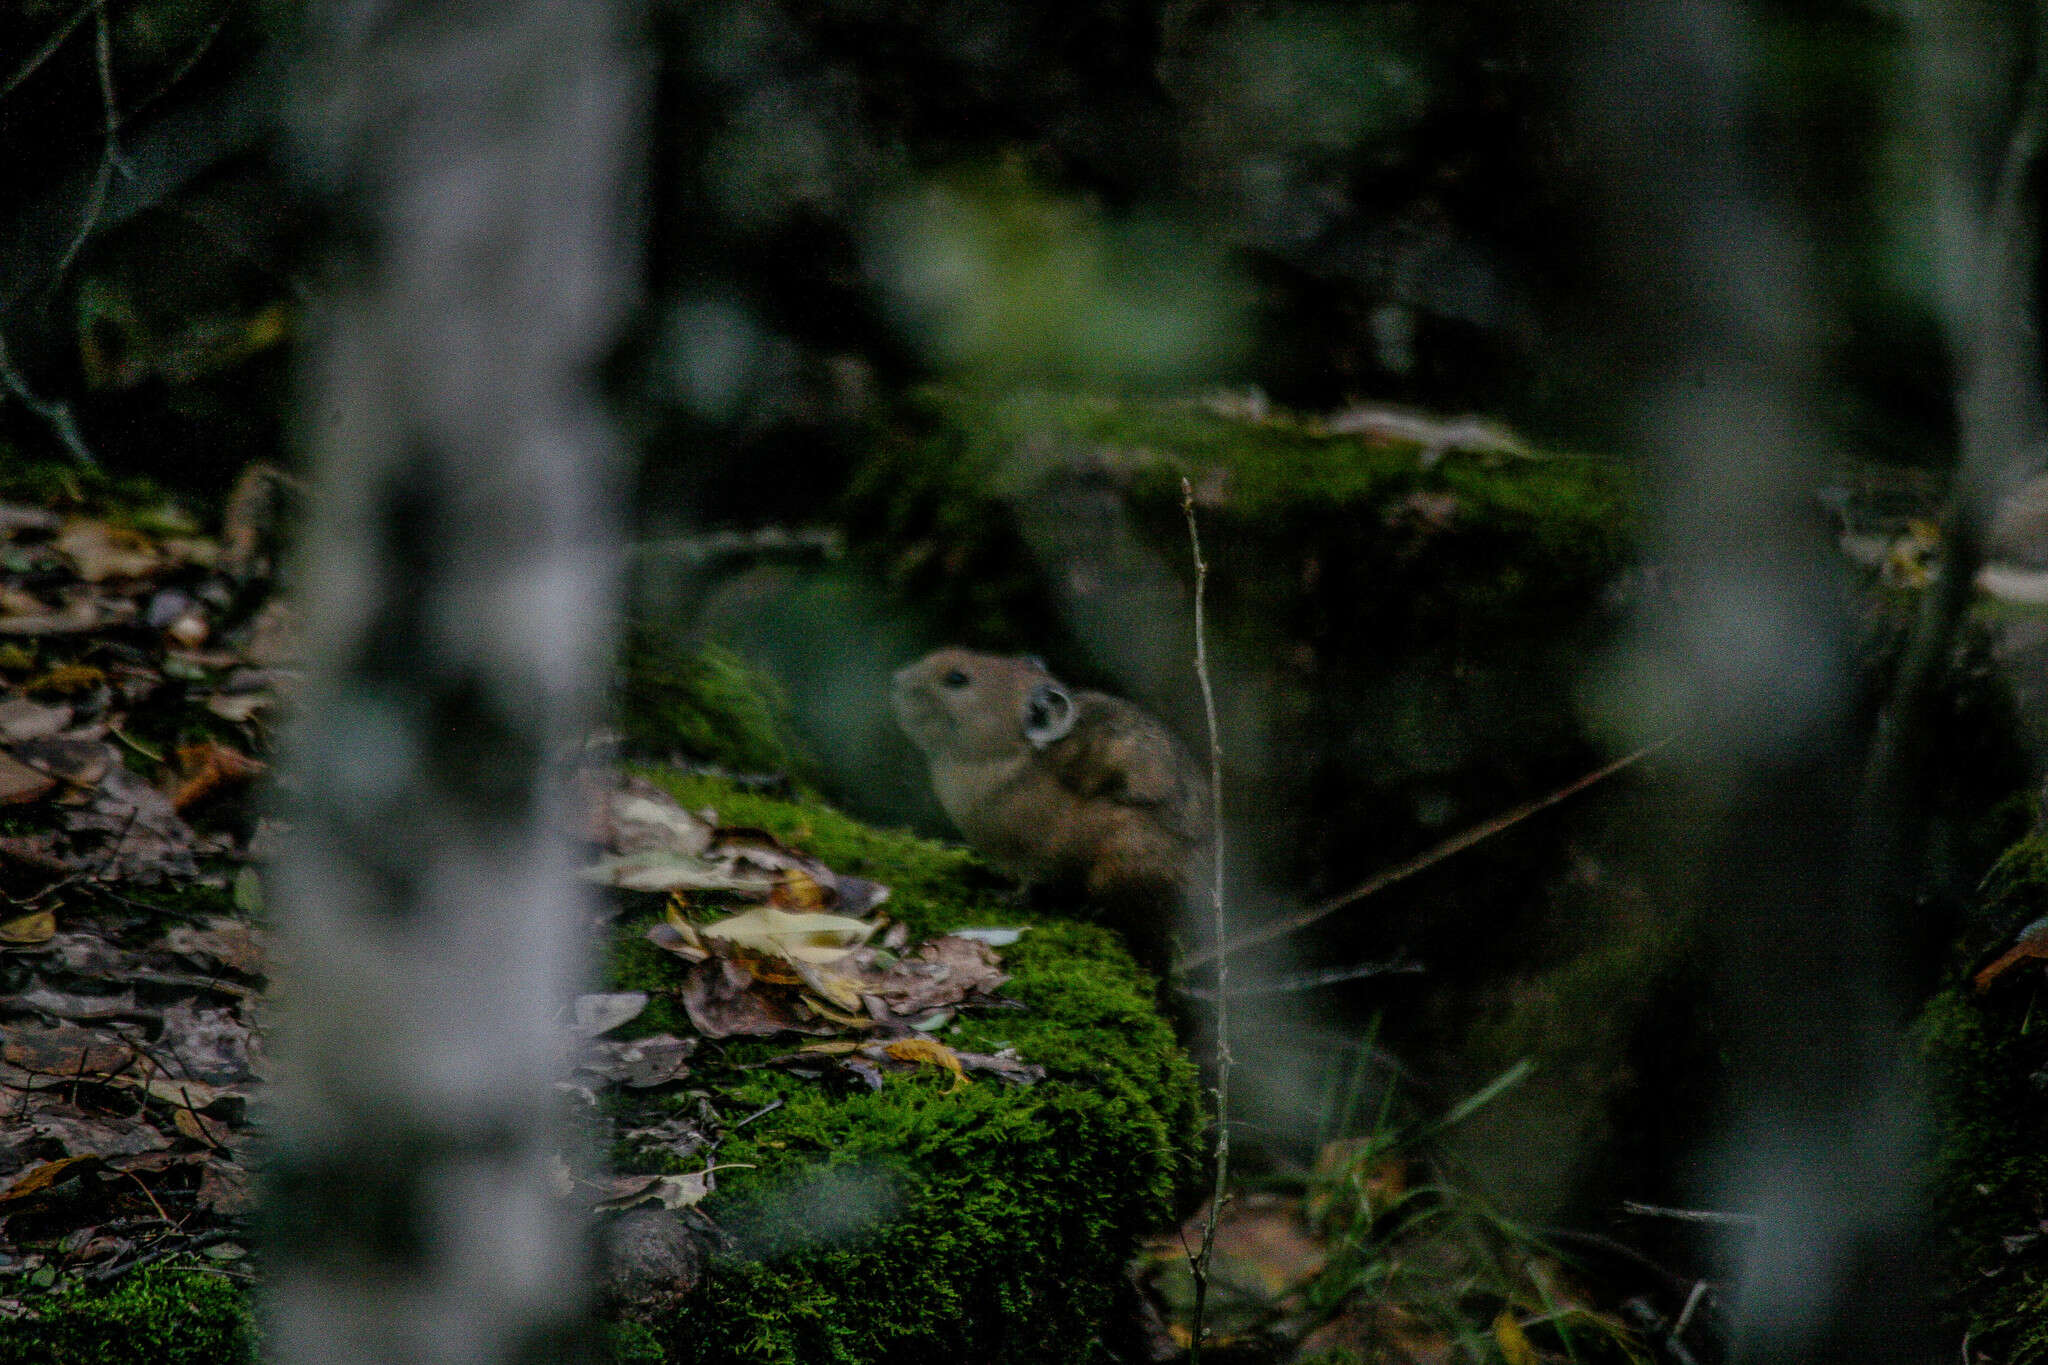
[171,741,267,812]
[0,698,72,743]
[680,956,838,1039]
[1974,915,2048,993]
[0,750,55,804]
[158,918,267,977]
[883,1037,968,1091]
[0,1154,99,1203]
[56,519,161,582]
[576,1033,696,1088]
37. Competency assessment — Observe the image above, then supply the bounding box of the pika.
[891,648,1210,961]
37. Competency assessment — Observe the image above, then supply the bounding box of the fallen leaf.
[1493,1310,1538,1365]
[0,752,55,804]
[0,983,136,1019]
[205,691,272,724]
[9,736,111,787]
[768,868,831,910]
[681,955,837,1039]
[835,935,1010,1018]
[570,992,649,1038]
[158,918,266,977]
[0,699,72,743]
[699,906,876,965]
[170,741,266,812]
[28,1104,172,1161]
[0,1155,100,1204]
[883,1037,967,1091]
[577,1033,696,1088]
[1975,915,2048,993]
[195,1160,253,1215]
[160,1002,261,1085]
[23,664,105,698]
[0,909,55,946]
[593,1164,749,1212]
[2,1023,138,1079]
[56,520,160,583]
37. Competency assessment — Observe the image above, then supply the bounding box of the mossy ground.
[608,772,1205,1365]
[0,1266,255,1365]
[1920,828,2048,1364]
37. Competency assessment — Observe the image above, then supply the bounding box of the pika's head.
[891,648,1078,762]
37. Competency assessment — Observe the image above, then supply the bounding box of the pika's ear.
[1023,682,1077,747]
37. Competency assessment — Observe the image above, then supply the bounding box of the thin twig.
[50,0,133,290]
[0,0,97,104]
[118,3,231,127]
[0,332,99,466]
[1177,741,1666,973]
[1181,477,1230,1364]
[729,1097,783,1131]
[1621,1199,1760,1228]
[1178,955,1423,1000]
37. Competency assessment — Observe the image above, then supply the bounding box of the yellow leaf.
[0,909,55,946]
[885,1037,968,1092]
[794,959,866,1013]
[663,896,705,949]
[700,905,876,964]
[1493,1309,1538,1365]
[769,868,831,910]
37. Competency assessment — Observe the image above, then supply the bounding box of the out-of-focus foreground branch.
[1574,2,2010,1360]
[264,2,642,1362]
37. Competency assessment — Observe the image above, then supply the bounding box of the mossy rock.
[1921,827,2048,1364]
[617,634,813,781]
[607,773,1205,1364]
[833,387,1634,900]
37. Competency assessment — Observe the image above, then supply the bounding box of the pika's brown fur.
[891,648,1209,960]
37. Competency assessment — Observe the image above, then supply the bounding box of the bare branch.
[0,331,97,466]
[1177,741,1664,973]
[0,0,96,104]
[1181,476,1230,1364]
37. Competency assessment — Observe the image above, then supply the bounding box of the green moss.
[844,385,1635,653]
[0,1266,256,1365]
[618,637,812,781]
[1920,829,2048,1363]
[603,774,1204,1365]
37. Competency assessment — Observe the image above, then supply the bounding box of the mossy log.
[609,773,1204,1365]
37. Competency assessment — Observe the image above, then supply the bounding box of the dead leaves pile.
[0,470,289,1306]
[0,913,268,1302]
[584,773,1042,1089]
[0,471,290,894]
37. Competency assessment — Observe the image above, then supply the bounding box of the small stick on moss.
[1180,476,1230,1364]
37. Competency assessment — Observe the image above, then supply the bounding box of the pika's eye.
[943,669,970,688]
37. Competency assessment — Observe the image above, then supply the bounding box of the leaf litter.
[0,473,1055,1322]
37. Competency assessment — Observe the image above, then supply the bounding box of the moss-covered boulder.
[1921,828,2048,1363]
[607,773,1204,1364]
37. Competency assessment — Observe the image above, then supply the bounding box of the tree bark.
[265,3,642,1362]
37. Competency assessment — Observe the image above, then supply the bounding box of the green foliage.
[1920,830,2048,1364]
[618,636,812,780]
[605,774,1204,1365]
[0,1266,256,1365]
[598,1319,669,1365]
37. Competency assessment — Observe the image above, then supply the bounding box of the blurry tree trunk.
[265,3,642,1363]
[1577,4,1952,1361]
